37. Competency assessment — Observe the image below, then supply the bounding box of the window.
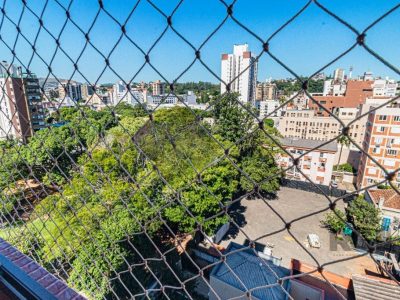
[387,149,397,156]
[372,148,380,154]
[379,115,387,121]
[385,160,395,167]
[392,127,400,134]
[377,126,385,132]
[394,116,400,122]
[368,168,377,174]
[375,137,382,144]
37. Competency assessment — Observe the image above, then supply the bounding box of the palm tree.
[337,135,350,171]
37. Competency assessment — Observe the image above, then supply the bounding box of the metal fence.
[0,0,400,299]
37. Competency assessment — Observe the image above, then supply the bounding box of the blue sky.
[0,0,399,83]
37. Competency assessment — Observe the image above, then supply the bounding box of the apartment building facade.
[22,74,46,133]
[81,83,95,100]
[357,106,400,189]
[277,110,342,142]
[58,81,82,102]
[277,138,337,186]
[255,82,277,101]
[151,80,165,96]
[0,73,44,141]
[220,44,258,104]
[259,100,281,119]
[311,78,398,117]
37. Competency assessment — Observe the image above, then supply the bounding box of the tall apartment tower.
[0,65,45,141]
[81,83,95,101]
[58,81,82,102]
[22,74,46,133]
[357,106,400,189]
[151,80,165,96]
[256,82,277,101]
[333,68,345,82]
[220,44,258,104]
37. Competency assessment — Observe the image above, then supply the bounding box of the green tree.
[240,147,280,195]
[213,93,281,195]
[322,209,346,236]
[347,196,381,241]
[336,135,350,169]
[333,163,354,173]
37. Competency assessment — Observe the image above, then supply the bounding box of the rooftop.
[367,189,400,210]
[210,242,290,300]
[352,274,400,300]
[279,137,338,153]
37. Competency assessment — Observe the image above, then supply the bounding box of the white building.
[259,100,282,119]
[322,79,346,96]
[277,137,337,186]
[333,68,345,82]
[220,44,258,104]
[363,71,374,81]
[58,81,82,102]
[146,91,197,108]
[372,79,398,97]
[112,81,146,106]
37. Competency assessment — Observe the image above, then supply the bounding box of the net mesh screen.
[0,0,399,299]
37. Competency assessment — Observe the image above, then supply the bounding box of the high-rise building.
[220,44,258,104]
[112,81,145,106]
[22,74,45,133]
[256,82,277,101]
[0,63,45,141]
[58,81,82,102]
[333,68,345,82]
[357,105,400,189]
[151,80,165,96]
[81,83,95,100]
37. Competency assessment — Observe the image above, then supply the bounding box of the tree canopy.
[0,97,281,299]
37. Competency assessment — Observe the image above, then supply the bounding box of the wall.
[209,276,259,300]
[290,279,324,300]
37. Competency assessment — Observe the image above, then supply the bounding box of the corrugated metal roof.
[352,274,400,300]
[210,242,290,300]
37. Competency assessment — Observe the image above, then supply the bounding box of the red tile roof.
[367,189,400,210]
[310,80,375,116]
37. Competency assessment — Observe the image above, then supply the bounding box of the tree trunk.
[338,143,343,170]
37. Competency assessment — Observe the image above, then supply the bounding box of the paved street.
[222,187,377,277]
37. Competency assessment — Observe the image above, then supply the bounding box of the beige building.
[81,83,95,100]
[277,110,341,142]
[151,80,165,96]
[256,82,277,101]
[277,108,369,146]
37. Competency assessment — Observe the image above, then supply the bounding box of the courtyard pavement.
[221,187,377,277]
